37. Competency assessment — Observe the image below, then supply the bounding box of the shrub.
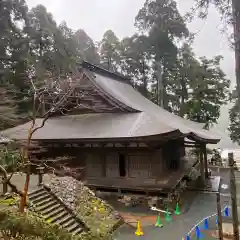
[0,143,21,171]
[0,208,105,240]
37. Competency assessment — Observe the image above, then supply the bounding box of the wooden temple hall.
[1,61,221,197]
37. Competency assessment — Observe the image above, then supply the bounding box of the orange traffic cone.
[135,220,144,236]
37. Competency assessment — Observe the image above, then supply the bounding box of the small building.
[1,62,220,199]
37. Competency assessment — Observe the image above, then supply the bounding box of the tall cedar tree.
[73,29,100,64]
[185,0,240,140]
[0,2,100,129]
[99,30,121,71]
[184,55,230,129]
[0,0,30,122]
[229,100,240,144]
[135,0,189,108]
[186,0,240,98]
[120,35,153,97]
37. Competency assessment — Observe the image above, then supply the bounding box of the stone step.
[67,222,80,233]
[29,188,45,197]
[44,207,65,220]
[28,187,85,235]
[29,189,48,200]
[72,227,83,236]
[57,215,73,226]
[41,203,61,216]
[49,211,70,224]
[35,199,58,210]
[31,194,53,205]
[62,218,76,228]
[29,191,50,201]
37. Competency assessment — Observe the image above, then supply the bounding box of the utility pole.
[229,152,239,240]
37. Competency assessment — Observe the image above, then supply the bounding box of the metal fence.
[184,205,230,239]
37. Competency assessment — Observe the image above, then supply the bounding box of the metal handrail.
[186,205,229,237]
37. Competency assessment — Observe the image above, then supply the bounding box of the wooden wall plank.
[85,153,103,177]
[106,153,119,178]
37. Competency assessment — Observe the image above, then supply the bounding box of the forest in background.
[0,0,236,142]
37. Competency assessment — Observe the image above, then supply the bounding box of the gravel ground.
[46,176,122,236]
[46,176,82,209]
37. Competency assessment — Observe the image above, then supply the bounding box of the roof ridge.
[82,69,138,113]
[80,61,131,83]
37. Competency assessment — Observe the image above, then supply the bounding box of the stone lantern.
[36,166,45,186]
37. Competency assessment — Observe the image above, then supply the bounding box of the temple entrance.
[169,156,179,170]
[118,154,126,177]
[163,140,182,171]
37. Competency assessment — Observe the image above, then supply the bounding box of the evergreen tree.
[185,55,230,128]
[0,0,30,124]
[121,34,153,97]
[99,30,121,71]
[73,29,100,64]
[149,43,230,128]
[135,0,189,108]
[0,0,231,133]
[229,99,240,144]
[186,0,240,105]
[27,5,62,77]
[58,21,80,74]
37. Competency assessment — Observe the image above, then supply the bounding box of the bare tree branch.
[18,72,89,211]
[1,71,102,210]
[0,165,23,196]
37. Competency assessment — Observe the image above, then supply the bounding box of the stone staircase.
[28,185,86,235]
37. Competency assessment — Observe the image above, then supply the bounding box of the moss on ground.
[75,186,123,239]
[0,196,18,206]
[47,177,123,239]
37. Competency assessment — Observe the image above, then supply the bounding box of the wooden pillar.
[202,144,209,179]
[229,152,239,240]
[199,147,205,186]
[102,153,106,177]
[216,192,223,240]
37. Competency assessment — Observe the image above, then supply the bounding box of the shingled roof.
[1,61,221,144]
